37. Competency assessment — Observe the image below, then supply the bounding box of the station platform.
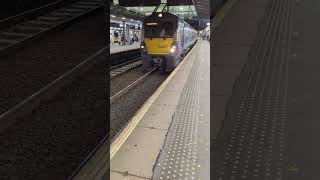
[213,0,320,179]
[110,39,210,179]
[110,42,140,54]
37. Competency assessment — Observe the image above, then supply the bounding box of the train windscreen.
[144,21,176,38]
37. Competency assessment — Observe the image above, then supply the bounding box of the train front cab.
[141,13,181,73]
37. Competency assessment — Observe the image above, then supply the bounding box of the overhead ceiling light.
[122,17,126,20]
[206,22,210,26]
[140,8,143,11]
[180,7,183,10]
[111,15,116,18]
[130,19,134,21]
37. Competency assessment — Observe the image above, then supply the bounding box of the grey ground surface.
[0,58,107,179]
[286,0,320,179]
[0,12,105,115]
[212,0,269,138]
[213,0,320,179]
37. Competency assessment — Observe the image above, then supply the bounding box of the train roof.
[143,12,195,31]
[143,12,178,22]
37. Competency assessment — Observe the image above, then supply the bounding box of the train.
[140,11,197,73]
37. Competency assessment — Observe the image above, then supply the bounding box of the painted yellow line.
[110,41,201,160]
[211,0,238,32]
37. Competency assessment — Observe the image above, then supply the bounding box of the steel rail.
[0,47,106,133]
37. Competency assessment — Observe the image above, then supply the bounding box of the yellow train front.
[140,12,197,73]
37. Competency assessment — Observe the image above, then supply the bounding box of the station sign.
[146,22,157,26]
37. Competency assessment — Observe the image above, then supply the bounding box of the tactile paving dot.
[213,0,292,179]
[152,45,207,179]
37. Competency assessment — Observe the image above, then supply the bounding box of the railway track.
[69,55,158,179]
[110,58,142,79]
[72,42,197,180]
[110,67,157,103]
[0,0,103,56]
[71,42,196,179]
[0,47,107,179]
[0,9,104,117]
[70,66,161,179]
[0,46,106,132]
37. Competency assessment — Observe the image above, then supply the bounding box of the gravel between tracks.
[110,66,144,96]
[110,71,168,141]
[0,10,105,115]
[0,57,107,179]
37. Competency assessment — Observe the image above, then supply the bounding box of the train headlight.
[141,42,147,53]
[170,44,177,53]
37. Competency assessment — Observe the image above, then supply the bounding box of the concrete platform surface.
[110,40,210,180]
[151,40,210,180]
[110,43,140,54]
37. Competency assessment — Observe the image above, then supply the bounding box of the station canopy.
[110,3,145,22]
[111,0,210,30]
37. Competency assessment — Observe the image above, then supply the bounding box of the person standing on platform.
[117,33,121,46]
[121,34,125,46]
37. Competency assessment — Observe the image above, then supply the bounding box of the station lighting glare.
[170,45,176,53]
[111,15,116,18]
[207,22,210,26]
[158,13,162,17]
[141,45,144,49]
[130,19,134,21]
[122,17,126,20]
[140,8,143,11]
[180,7,183,10]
